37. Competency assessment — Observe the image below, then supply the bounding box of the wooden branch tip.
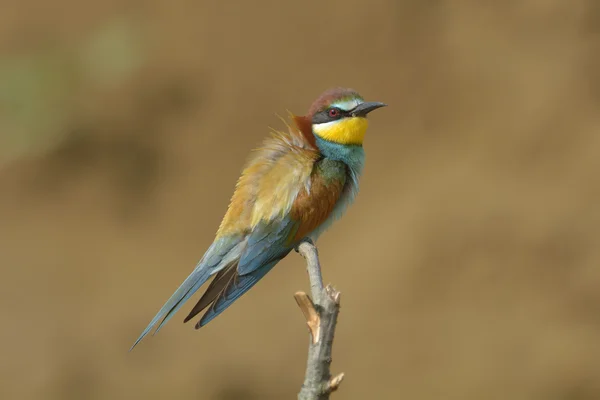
[325,373,345,393]
[294,291,321,344]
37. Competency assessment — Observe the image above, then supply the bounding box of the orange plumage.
[217,118,323,238]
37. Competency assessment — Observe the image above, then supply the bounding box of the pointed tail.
[129,267,213,351]
[129,237,244,351]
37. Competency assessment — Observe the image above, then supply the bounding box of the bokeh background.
[1,1,600,399]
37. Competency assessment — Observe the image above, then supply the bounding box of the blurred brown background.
[1,1,600,399]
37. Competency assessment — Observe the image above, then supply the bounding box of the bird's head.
[300,88,386,147]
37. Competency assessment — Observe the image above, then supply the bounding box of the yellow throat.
[312,117,369,146]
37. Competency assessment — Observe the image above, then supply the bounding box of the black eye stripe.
[312,107,351,124]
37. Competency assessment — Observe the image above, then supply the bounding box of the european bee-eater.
[131,88,386,350]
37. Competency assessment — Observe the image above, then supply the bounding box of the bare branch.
[296,240,344,400]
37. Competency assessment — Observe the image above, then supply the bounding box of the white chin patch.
[331,99,363,112]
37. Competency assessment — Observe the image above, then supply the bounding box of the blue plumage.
[129,236,243,350]
[237,218,298,275]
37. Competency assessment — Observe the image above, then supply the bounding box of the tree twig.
[295,240,344,400]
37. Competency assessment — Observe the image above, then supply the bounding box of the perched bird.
[131,88,386,350]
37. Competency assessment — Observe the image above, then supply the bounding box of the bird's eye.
[328,108,340,118]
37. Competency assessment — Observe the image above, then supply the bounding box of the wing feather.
[217,122,319,238]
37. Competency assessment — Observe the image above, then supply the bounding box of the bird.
[130,87,386,350]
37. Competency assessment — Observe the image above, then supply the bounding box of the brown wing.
[183,262,237,324]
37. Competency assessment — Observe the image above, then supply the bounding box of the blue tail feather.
[129,237,241,351]
[129,268,212,351]
[152,273,210,335]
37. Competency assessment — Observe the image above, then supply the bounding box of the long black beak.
[351,101,387,117]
